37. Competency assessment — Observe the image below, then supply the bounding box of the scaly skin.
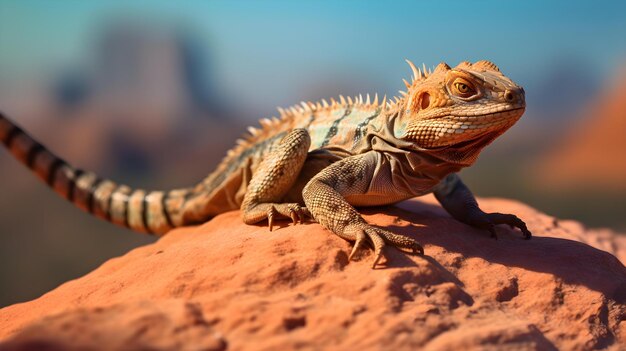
[0,59,530,267]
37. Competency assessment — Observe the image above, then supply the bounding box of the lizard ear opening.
[420,92,430,110]
[410,91,431,112]
[415,91,430,110]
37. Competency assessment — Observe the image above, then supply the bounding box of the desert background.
[0,0,625,308]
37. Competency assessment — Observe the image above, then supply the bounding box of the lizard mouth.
[448,106,525,120]
[447,107,525,147]
[415,107,525,151]
[443,107,525,133]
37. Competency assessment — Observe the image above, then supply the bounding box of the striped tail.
[0,112,191,235]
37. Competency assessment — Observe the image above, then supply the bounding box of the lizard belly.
[353,151,446,207]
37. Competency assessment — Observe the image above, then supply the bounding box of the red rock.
[0,195,624,350]
[0,300,226,351]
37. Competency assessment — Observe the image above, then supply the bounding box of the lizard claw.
[404,242,425,256]
[290,211,298,225]
[294,205,311,224]
[267,206,276,231]
[347,226,386,268]
[486,213,532,240]
[371,239,386,269]
[288,204,310,225]
[346,224,422,268]
[467,212,531,240]
[243,202,311,231]
[348,230,368,261]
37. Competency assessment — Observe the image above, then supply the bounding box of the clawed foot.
[345,224,424,268]
[243,202,311,231]
[267,203,312,231]
[470,212,532,240]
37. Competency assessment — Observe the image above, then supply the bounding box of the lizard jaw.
[407,107,525,149]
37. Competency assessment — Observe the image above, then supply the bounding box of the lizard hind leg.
[241,128,311,231]
[303,152,424,268]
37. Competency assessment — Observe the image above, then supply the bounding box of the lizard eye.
[452,78,476,98]
[455,82,469,93]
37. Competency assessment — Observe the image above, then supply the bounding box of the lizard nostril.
[504,91,515,102]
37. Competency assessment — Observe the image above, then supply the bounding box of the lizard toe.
[267,205,278,231]
[348,229,369,262]
[487,213,532,239]
[243,202,311,230]
[346,225,387,268]
[299,206,312,223]
[363,227,386,268]
[372,226,424,257]
[287,204,310,224]
[346,224,425,267]
[403,241,424,256]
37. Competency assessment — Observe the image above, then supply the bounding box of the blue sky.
[1,0,625,115]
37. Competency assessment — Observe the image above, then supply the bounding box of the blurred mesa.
[1,21,244,181]
[534,66,626,192]
[57,21,219,117]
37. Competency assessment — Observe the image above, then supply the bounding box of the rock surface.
[0,195,625,350]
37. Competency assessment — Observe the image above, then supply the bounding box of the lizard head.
[395,60,525,150]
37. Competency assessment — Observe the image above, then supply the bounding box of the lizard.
[0,59,531,268]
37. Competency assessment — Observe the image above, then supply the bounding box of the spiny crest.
[405,59,431,83]
[230,114,283,157]
[400,60,428,99]
[455,60,500,72]
[278,93,389,119]
[406,59,500,81]
[395,60,458,111]
[403,60,453,88]
[471,60,500,72]
[457,61,472,69]
[234,93,392,151]
[434,62,451,73]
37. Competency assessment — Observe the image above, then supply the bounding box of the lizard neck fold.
[387,107,506,168]
[365,111,477,167]
[350,109,503,196]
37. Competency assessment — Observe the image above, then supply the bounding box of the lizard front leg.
[302,152,423,268]
[242,128,311,230]
[434,173,531,239]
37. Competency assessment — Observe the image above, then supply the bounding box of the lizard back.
[184,96,394,222]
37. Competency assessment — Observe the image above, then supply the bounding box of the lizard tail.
[0,112,190,235]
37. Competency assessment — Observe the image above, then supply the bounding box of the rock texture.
[0,195,625,351]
